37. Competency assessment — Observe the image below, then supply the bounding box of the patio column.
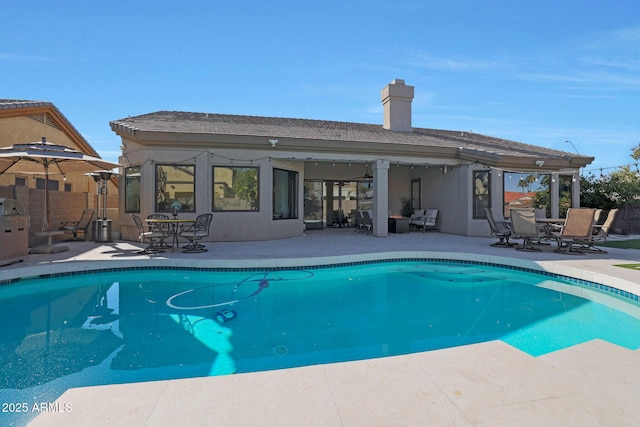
[571,173,580,208]
[549,172,560,218]
[373,159,389,237]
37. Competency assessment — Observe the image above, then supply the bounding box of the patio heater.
[93,171,114,242]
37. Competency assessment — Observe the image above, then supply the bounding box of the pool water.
[2,261,640,425]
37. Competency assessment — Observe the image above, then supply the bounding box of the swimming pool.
[2,259,640,425]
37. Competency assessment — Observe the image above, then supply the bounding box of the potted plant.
[400,197,414,217]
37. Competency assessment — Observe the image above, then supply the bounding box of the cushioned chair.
[485,208,515,247]
[59,209,94,241]
[180,213,213,253]
[510,208,544,252]
[412,208,439,232]
[131,214,164,254]
[409,209,425,231]
[550,208,596,255]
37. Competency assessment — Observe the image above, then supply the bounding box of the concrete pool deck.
[2,229,638,426]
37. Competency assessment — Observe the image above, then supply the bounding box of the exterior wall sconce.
[269,139,278,147]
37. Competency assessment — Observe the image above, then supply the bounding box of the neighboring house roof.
[0,99,118,187]
[0,99,101,158]
[110,111,594,170]
[504,191,535,205]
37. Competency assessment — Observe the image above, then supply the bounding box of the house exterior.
[110,80,594,242]
[0,100,119,243]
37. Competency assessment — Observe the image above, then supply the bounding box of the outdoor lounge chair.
[550,208,596,255]
[179,213,213,253]
[131,214,164,254]
[59,208,94,241]
[412,208,439,232]
[579,208,618,253]
[510,208,544,252]
[485,208,515,247]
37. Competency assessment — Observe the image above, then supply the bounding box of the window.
[36,178,59,191]
[125,165,141,213]
[273,168,298,219]
[64,183,72,192]
[503,172,550,218]
[473,171,490,219]
[411,179,421,210]
[155,164,195,213]
[15,177,26,187]
[212,166,259,211]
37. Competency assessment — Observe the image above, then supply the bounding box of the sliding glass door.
[304,180,372,229]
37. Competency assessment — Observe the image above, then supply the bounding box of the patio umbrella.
[0,137,120,232]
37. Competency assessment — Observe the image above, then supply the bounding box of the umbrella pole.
[44,162,50,232]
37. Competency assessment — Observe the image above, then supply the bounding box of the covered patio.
[110,80,593,243]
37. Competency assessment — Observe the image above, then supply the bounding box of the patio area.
[4,229,640,426]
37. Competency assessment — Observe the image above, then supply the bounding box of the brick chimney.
[381,79,414,132]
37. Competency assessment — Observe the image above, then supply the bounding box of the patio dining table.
[535,217,565,239]
[146,218,195,252]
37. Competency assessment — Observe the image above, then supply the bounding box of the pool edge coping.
[2,251,639,304]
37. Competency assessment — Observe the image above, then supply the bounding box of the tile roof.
[0,99,102,159]
[111,111,589,164]
[0,99,53,109]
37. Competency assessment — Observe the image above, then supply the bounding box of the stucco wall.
[406,166,470,235]
[118,142,306,242]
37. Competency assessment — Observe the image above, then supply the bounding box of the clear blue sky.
[3,1,639,175]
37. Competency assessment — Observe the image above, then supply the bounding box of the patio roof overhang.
[457,147,594,171]
[112,127,464,160]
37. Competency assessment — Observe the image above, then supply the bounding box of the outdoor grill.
[0,198,29,266]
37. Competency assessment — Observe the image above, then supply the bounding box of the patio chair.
[59,209,94,241]
[180,213,213,253]
[146,213,172,249]
[510,208,543,252]
[363,210,374,233]
[412,208,439,232]
[579,208,618,253]
[131,214,164,254]
[549,208,596,255]
[409,209,425,231]
[532,207,552,245]
[534,207,547,220]
[330,209,349,227]
[354,210,373,233]
[485,208,515,247]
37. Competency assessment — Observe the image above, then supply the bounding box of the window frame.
[155,164,196,213]
[472,170,491,219]
[124,165,141,213]
[273,168,299,220]
[212,165,260,212]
